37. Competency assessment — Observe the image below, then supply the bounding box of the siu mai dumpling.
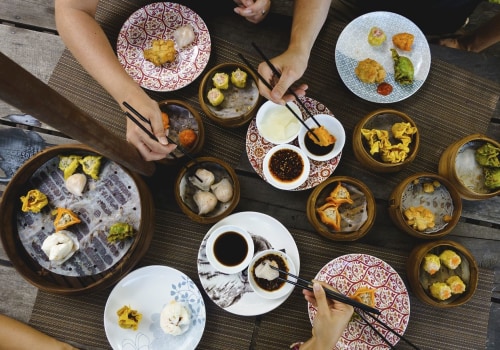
[193,190,218,215]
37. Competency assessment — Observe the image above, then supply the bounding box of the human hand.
[256,48,309,104]
[122,95,176,161]
[233,0,271,24]
[302,281,354,349]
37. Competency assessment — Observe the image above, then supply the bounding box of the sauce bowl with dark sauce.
[262,144,310,190]
[248,249,296,300]
[206,225,254,274]
[298,114,346,162]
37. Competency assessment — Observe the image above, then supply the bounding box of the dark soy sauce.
[213,231,248,266]
[304,133,334,156]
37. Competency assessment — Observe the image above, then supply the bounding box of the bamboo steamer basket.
[352,109,420,173]
[407,240,478,308]
[0,144,154,295]
[438,134,500,200]
[198,62,263,128]
[306,176,376,241]
[157,99,205,165]
[175,156,240,224]
[388,172,462,239]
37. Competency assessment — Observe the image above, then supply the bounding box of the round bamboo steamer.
[388,172,462,239]
[157,99,205,165]
[407,240,479,308]
[175,156,240,224]
[306,176,376,241]
[198,62,263,128]
[438,133,500,200]
[352,109,420,173]
[0,144,154,295]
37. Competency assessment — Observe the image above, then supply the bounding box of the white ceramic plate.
[116,2,211,92]
[246,97,342,190]
[308,254,410,349]
[104,265,206,350]
[335,11,431,103]
[197,211,300,315]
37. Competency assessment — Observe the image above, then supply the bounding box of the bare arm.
[258,0,332,103]
[0,314,77,350]
[54,0,176,161]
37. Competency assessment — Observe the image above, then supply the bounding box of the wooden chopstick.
[271,266,380,315]
[123,101,203,181]
[237,53,320,142]
[251,42,321,127]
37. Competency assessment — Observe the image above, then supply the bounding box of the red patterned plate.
[308,254,410,349]
[116,2,211,92]
[246,97,342,191]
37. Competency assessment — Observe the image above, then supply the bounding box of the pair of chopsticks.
[237,52,321,143]
[122,101,202,181]
[270,265,420,350]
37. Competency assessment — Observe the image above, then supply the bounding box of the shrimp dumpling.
[189,168,215,191]
[193,190,218,215]
[65,173,87,196]
[210,178,233,203]
[173,25,195,48]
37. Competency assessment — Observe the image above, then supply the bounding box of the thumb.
[313,282,329,310]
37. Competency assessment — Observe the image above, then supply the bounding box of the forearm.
[288,0,331,59]
[0,315,77,350]
[55,0,143,107]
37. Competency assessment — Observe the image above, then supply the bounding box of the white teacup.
[206,225,254,274]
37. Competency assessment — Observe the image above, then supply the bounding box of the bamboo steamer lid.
[407,240,478,308]
[0,144,154,295]
[388,172,462,239]
[438,134,500,200]
[352,109,420,173]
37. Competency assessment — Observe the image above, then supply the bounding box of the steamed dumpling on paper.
[193,190,218,215]
[391,49,414,85]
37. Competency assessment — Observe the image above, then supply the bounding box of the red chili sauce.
[269,149,304,182]
[377,82,393,96]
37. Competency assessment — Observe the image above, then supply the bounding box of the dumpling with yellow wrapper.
[117,305,142,330]
[20,189,48,213]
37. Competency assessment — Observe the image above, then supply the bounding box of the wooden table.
[1,1,499,349]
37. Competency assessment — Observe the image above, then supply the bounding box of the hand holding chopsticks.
[270,265,420,350]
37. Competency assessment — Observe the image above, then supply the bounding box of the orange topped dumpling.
[392,33,414,51]
[308,126,336,147]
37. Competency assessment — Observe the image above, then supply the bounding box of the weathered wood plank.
[0,24,64,124]
[0,265,38,323]
[0,0,56,31]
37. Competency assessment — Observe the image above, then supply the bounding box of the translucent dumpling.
[189,168,215,191]
[65,173,87,196]
[193,190,218,215]
[173,25,195,48]
[210,178,233,203]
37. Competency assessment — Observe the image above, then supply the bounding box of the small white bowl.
[248,249,296,300]
[262,144,310,190]
[256,101,303,144]
[206,225,254,274]
[298,114,346,161]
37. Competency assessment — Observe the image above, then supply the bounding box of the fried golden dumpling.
[144,39,177,66]
[354,58,386,84]
[308,126,336,147]
[392,32,414,51]
[117,305,142,330]
[326,182,353,206]
[316,202,341,231]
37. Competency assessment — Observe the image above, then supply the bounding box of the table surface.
[1,1,499,349]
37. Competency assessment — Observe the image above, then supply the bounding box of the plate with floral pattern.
[116,2,211,92]
[246,96,342,190]
[104,265,206,350]
[308,254,410,349]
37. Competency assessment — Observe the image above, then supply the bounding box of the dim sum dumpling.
[173,25,195,48]
[41,230,79,264]
[193,190,218,215]
[189,168,215,191]
[65,173,87,196]
[210,178,233,202]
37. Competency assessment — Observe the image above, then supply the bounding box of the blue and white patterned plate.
[104,265,206,350]
[335,11,431,103]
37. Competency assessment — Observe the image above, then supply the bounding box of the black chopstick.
[123,102,203,181]
[237,53,320,142]
[356,311,396,349]
[271,266,380,315]
[251,42,321,128]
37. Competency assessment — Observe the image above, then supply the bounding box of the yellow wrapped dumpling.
[207,88,224,107]
[212,72,229,90]
[117,305,142,330]
[231,68,247,88]
[422,253,440,275]
[446,275,466,294]
[429,282,452,301]
[439,249,461,269]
